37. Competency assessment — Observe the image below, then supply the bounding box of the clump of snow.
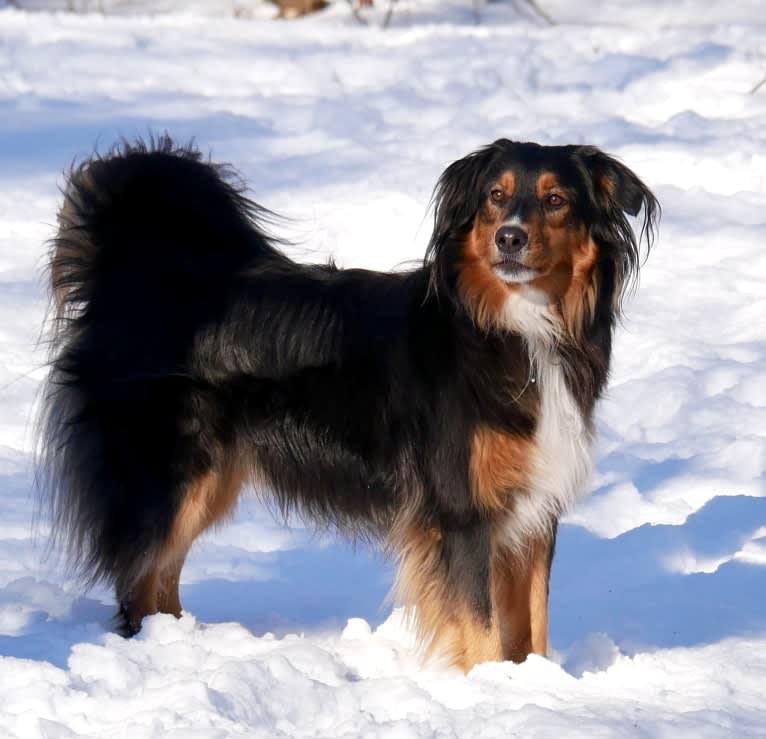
[0,1,765,736]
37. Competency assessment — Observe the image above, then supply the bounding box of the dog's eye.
[545,193,566,208]
[489,188,505,204]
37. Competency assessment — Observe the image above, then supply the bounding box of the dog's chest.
[503,353,593,546]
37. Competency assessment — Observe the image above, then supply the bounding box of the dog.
[40,136,657,671]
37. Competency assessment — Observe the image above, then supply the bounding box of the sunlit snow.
[1,1,765,736]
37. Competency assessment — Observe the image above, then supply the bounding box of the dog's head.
[426,139,659,340]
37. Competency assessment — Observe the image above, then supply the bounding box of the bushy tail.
[49,136,275,325]
[37,136,273,595]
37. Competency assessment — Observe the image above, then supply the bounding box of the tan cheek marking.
[527,219,589,306]
[561,238,599,338]
[470,426,532,512]
[457,227,511,330]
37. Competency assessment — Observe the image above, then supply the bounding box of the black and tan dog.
[40,137,657,671]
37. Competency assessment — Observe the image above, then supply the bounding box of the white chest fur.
[500,290,594,549]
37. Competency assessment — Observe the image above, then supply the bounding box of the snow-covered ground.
[1,1,765,736]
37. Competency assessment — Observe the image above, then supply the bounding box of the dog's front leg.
[392,514,502,672]
[492,522,558,662]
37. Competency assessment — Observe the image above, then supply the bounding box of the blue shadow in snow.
[0,94,394,196]
[594,452,690,495]
[550,494,766,653]
[0,98,270,179]
[183,494,766,656]
[182,539,395,636]
[2,494,763,668]
[0,589,113,669]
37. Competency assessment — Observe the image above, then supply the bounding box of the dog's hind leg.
[118,461,245,635]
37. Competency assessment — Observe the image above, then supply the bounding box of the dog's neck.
[499,285,611,420]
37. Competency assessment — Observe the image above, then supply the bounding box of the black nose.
[495,225,528,253]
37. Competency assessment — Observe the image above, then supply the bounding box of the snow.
[1,0,765,736]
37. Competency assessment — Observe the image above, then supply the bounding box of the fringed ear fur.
[576,146,660,312]
[424,141,507,299]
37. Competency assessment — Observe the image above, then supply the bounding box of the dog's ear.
[576,145,657,219]
[425,141,506,296]
[431,146,496,242]
[574,146,660,313]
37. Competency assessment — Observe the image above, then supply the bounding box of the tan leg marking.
[443,606,503,673]
[390,523,502,672]
[493,539,552,662]
[528,543,550,657]
[125,568,162,633]
[127,462,245,628]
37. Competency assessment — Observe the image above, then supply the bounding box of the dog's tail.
[38,137,271,606]
[50,136,276,323]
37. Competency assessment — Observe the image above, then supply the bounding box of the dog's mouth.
[493,257,538,283]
